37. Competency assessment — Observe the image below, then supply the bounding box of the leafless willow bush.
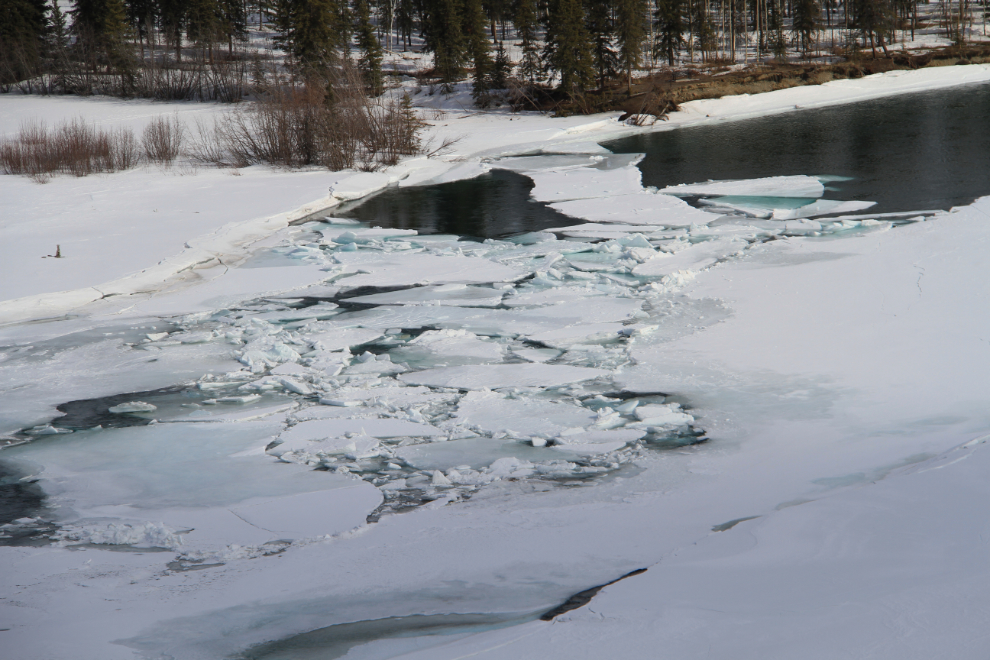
[0,119,139,180]
[191,65,422,171]
[142,115,185,164]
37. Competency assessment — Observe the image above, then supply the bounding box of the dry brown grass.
[0,118,139,181]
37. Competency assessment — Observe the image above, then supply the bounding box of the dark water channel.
[604,82,990,214]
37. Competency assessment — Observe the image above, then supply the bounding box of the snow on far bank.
[3,64,990,326]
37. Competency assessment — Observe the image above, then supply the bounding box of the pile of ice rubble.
[13,163,930,527]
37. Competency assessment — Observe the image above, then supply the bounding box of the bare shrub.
[192,63,423,172]
[142,115,185,164]
[0,118,141,180]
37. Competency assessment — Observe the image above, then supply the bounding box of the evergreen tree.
[217,0,246,52]
[851,0,891,55]
[187,0,220,60]
[792,0,820,53]
[652,0,683,66]
[0,0,49,86]
[462,0,492,101]
[124,0,156,57]
[156,0,186,61]
[543,0,595,96]
[514,0,541,83]
[614,0,646,91]
[488,39,510,89]
[585,0,616,90]
[422,0,465,90]
[395,0,414,49]
[766,0,786,58]
[71,0,132,70]
[353,0,383,93]
[274,0,351,71]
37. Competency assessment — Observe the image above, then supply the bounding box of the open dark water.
[604,82,990,213]
[338,82,990,238]
[334,169,578,239]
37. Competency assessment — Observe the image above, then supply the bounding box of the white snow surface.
[4,68,990,660]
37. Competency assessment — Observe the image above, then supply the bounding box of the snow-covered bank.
[4,64,990,325]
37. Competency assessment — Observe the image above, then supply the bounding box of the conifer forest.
[1,0,989,105]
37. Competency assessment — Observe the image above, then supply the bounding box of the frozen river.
[3,80,990,659]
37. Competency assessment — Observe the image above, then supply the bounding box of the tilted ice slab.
[399,364,609,389]
[771,199,877,220]
[334,253,526,289]
[342,284,505,307]
[659,175,826,198]
[550,192,718,228]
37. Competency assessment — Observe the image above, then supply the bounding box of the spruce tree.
[543,0,595,96]
[353,0,383,93]
[156,0,186,61]
[514,0,541,83]
[462,0,492,101]
[423,0,465,90]
[71,0,132,70]
[792,0,820,54]
[766,0,786,59]
[186,0,220,61]
[274,0,351,72]
[0,0,49,86]
[585,0,616,90]
[652,0,683,66]
[614,0,646,91]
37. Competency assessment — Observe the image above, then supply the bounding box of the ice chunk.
[502,286,606,308]
[550,192,717,228]
[108,401,157,414]
[525,164,645,203]
[400,364,608,389]
[633,403,695,427]
[303,327,384,351]
[55,521,183,549]
[771,199,877,220]
[660,175,825,198]
[455,390,597,436]
[390,329,504,367]
[278,378,312,395]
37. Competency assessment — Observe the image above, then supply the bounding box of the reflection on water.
[332,169,579,239]
[605,82,990,213]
